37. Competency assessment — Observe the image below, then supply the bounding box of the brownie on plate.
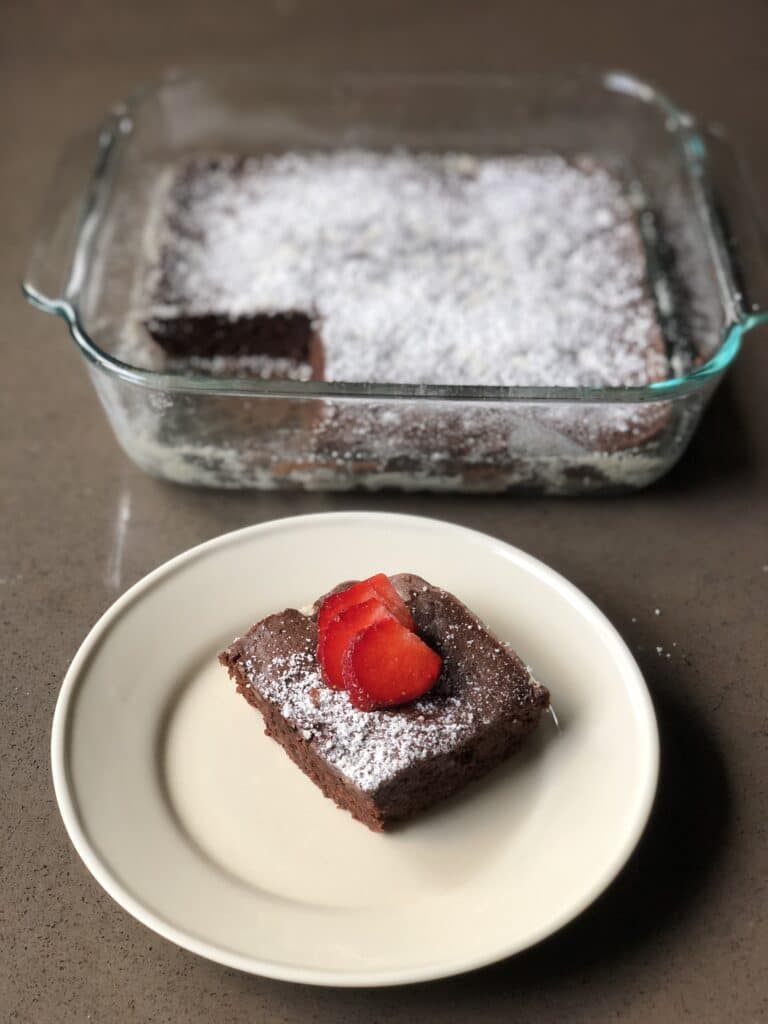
[219,573,550,831]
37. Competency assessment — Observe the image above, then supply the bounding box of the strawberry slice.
[342,618,442,711]
[317,598,395,689]
[318,574,415,636]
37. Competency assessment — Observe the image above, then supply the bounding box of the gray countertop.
[3,1,767,1020]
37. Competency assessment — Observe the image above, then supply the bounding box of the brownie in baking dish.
[137,149,672,488]
[219,573,550,831]
[145,150,667,390]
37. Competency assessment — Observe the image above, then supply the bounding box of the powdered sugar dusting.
[148,150,667,388]
[241,642,478,792]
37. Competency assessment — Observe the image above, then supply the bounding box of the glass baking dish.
[23,70,767,493]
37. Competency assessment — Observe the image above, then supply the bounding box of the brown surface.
[2,1,767,1021]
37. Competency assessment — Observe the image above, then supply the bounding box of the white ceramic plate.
[53,512,658,987]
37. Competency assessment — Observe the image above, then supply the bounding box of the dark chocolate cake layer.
[147,311,324,378]
[219,574,550,831]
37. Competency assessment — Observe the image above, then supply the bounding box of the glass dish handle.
[702,124,768,334]
[22,115,121,320]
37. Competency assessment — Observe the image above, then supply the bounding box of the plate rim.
[51,511,660,987]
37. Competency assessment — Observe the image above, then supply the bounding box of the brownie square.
[219,574,550,831]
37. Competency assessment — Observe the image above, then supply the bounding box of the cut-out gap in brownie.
[145,310,325,379]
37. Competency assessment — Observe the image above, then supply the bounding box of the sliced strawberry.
[342,618,442,710]
[317,574,415,636]
[369,575,416,630]
[317,598,395,689]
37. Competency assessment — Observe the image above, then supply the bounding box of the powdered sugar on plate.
[147,150,667,388]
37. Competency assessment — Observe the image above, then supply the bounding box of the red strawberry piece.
[342,618,442,711]
[317,574,415,636]
[369,575,416,630]
[317,598,395,689]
